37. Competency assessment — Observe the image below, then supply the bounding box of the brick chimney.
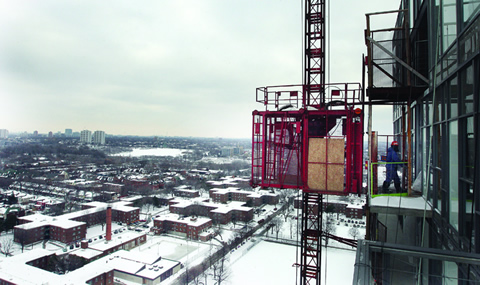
[106,206,112,241]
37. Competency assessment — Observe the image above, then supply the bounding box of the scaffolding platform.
[369,195,432,217]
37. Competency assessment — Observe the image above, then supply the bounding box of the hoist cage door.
[251,110,304,189]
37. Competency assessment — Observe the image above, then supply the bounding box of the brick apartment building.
[345,204,363,219]
[0,248,114,285]
[174,187,200,198]
[14,216,87,245]
[152,215,212,240]
[294,196,365,218]
[14,201,139,245]
[168,199,254,225]
[210,206,254,224]
[209,188,279,206]
[103,182,124,194]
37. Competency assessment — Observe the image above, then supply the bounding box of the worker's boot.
[382,181,390,193]
[394,182,402,193]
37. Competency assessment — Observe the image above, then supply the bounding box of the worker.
[382,141,403,193]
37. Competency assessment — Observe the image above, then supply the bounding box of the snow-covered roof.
[88,232,145,252]
[16,213,85,230]
[0,248,112,284]
[155,214,211,227]
[17,201,138,230]
[70,247,104,260]
[98,250,180,280]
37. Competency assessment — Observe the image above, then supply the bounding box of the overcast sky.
[0,0,400,138]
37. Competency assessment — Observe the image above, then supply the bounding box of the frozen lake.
[112,148,190,157]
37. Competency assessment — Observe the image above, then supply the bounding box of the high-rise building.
[0,129,8,139]
[93,130,105,145]
[65,129,73,137]
[355,1,480,283]
[80,130,92,144]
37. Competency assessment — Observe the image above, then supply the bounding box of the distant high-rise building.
[80,130,92,143]
[93,130,106,145]
[48,131,53,138]
[33,130,38,137]
[65,129,73,137]
[0,129,8,139]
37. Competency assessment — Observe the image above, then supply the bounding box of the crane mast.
[251,1,364,284]
[304,0,326,108]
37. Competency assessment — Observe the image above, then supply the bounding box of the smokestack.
[106,206,112,241]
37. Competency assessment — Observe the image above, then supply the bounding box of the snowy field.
[205,240,356,285]
[0,195,365,285]
[112,148,190,157]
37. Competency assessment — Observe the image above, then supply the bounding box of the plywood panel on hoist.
[307,138,344,192]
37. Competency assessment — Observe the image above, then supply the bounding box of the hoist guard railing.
[256,83,364,111]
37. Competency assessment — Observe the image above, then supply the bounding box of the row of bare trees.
[177,243,230,285]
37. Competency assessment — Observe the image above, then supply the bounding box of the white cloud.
[0,0,399,137]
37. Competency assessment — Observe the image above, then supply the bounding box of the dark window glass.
[461,64,474,114]
[449,76,458,118]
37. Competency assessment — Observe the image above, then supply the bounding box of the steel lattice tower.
[251,0,364,284]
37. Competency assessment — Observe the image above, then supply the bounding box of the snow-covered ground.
[0,195,365,284]
[201,239,356,285]
[112,148,190,157]
[199,157,249,165]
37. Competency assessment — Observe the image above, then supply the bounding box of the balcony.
[365,9,429,104]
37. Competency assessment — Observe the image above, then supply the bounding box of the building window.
[460,64,474,114]
[449,120,459,230]
[449,76,458,118]
[462,0,480,25]
[459,116,475,237]
[442,0,457,52]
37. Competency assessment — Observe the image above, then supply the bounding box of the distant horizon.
[2,129,252,140]
[1,1,398,138]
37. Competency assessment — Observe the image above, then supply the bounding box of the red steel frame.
[251,83,364,195]
[250,0,364,284]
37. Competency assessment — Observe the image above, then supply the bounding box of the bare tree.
[46,254,85,274]
[348,227,360,240]
[289,217,298,239]
[189,265,204,285]
[214,224,223,240]
[277,188,295,206]
[272,217,284,240]
[212,255,230,285]
[200,260,209,285]
[16,228,27,253]
[0,236,14,257]
[280,205,291,222]
[322,215,336,245]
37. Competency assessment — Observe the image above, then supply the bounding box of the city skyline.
[1,1,398,138]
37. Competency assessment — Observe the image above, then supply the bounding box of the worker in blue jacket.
[382,141,403,193]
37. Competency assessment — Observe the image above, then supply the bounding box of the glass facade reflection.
[363,0,480,283]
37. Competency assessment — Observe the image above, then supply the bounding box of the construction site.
[0,0,480,284]
[251,0,480,284]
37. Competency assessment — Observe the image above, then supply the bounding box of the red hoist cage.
[250,1,364,284]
